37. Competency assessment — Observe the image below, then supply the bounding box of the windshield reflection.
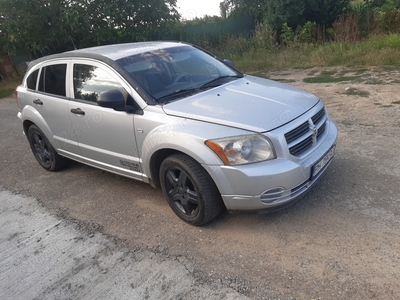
[117,46,242,103]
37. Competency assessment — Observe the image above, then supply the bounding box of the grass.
[0,77,21,99]
[344,88,370,97]
[249,71,269,79]
[364,79,385,85]
[273,78,296,83]
[320,70,337,76]
[375,103,395,108]
[353,68,369,74]
[303,75,361,83]
[214,34,400,72]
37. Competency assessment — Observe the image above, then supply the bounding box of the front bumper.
[203,118,338,212]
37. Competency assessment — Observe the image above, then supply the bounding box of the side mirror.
[97,89,144,115]
[223,59,234,68]
[97,89,125,109]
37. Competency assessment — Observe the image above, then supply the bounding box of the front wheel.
[27,124,65,171]
[160,153,223,225]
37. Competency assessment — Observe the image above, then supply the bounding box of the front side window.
[26,69,39,90]
[73,64,124,103]
[38,64,67,97]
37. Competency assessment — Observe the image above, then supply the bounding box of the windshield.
[116,46,242,103]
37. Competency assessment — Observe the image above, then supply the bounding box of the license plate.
[311,145,336,179]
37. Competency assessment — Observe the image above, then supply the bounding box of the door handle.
[70,108,85,115]
[33,99,43,105]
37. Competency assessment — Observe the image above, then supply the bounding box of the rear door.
[27,60,81,155]
[67,60,142,179]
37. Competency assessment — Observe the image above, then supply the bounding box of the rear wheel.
[27,124,65,171]
[160,153,222,225]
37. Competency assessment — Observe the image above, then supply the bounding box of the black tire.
[27,124,65,171]
[160,153,223,226]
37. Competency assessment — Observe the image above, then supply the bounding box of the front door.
[68,61,142,179]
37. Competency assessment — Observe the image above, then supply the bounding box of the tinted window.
[26,69,39,90]
[73,64,123,103]
[38,64,67,97]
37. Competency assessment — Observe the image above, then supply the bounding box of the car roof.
[68,41,185,61]
[28,41,186,68]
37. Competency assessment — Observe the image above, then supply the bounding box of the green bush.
[374,9,400,33]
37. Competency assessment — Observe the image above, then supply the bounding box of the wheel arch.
[148,148,220,192]
[149,148,185,189]
[23,120,34,136]
[20,106,55,148]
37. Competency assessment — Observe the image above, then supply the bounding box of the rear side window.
[38,64,67,97]
[26,69,39,90]
[73,64,123,102]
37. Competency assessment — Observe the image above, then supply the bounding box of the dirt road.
[1,68,399,299]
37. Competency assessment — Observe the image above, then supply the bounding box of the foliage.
[303,0,351,27]
[159,16,255,50]
[219,0,264,20]
[0,76,22,99]
[333,14,361,42]
[280,23,297,45]
[374,9,400,33]
[366,0,400,11]
[212,33,400,72]
[253,23,277,50]
[263,0,305,35]
[0,0,179,56]
[219,0,350,32]
[301,21,318,43]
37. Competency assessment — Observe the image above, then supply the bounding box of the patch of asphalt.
[0,188,249,300]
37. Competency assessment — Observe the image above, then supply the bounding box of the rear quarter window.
[26,69,39,90]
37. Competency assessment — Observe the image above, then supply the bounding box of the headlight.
[205,134,276,165]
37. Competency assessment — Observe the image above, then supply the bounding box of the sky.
[176,0,221,20]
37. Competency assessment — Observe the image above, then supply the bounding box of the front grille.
[284,121,309,144]
[285,107,327,157]
[289,136,313,156]
[312,108,326,125]
[317,121,326,139]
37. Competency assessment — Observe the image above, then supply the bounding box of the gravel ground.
[1,67,399,299]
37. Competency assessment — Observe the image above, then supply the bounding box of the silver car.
[16,41,337,225]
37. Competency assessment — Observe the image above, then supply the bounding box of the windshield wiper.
[156,88,199,103]
[200,75,242,88]
[156,75,242,104]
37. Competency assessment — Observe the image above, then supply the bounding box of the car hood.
[162,75,320,132]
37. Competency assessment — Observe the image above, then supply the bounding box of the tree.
[218,0,350,29]
[263,0,305,32]
[303,0,351,27]
[0,0,179,56]
[219,0,265,20]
